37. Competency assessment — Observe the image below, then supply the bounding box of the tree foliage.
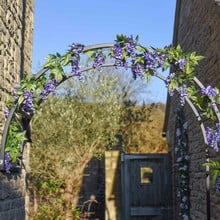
[29,71,122,219]
[119,102,167,153]
[28,68,166,219]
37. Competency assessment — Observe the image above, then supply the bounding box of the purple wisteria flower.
[71,43,84,57]
[41,78,57,100]
[12,87,19,102]
[4,152,12,174]
[131,63,145,80]
[22,89,35,114]
[114,59,125,68]
[157,53,166,68]
[71,59,81,77]
[70,43,84,78]
[201,85,217,97]
[152,51,166,67]
[182,214,189,220]
[125,36,136,57]
[206,123,220,152]
[113,44,123,59]
[177,85,188,106]
[144,51,167,72]
[165,72,176,87]
[93,53,105,71]
[4,108,10,118]
[178,58,187,70]
[216,176,220,192]
[144,52,155,70]
[113,44,125,67]
[217,123,220,134]
[169,90,175,97]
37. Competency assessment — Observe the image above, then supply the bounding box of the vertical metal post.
[121,153,125,220]
[205,147,211,220]
[0,105,17,171]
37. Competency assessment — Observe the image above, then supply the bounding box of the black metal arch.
[1,43,220,171]
[0,42,218,220]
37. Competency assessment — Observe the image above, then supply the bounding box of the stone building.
[0,1,34,219]
[165,0,220,219]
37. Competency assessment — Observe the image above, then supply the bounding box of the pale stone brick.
[166,1,220,219]
[0,1,34,219]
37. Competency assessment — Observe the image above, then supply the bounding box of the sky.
[32,0,176,103]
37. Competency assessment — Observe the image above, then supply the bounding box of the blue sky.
[32,0,176,103]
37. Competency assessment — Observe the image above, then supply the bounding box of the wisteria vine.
[1,35,220,199]
[175,109,190,220]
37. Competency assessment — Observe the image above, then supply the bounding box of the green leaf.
[185,61,193,74]
[162,61,170,71]
[203,160,220,182]
[136,45,146,53]
[16,90,24,95]
[56,53,61,57]
[169,79,179,92]
[85,50,95,59]
[145,72,151,83]
[215,96,220,104]
[134,56,144,64]
[195,55,204,61]
[18,96,24,106]
[63,53,72,66]
[43,54,59,68]
[187,86,198,101]
[176,44,182,53]
[116,34,128,44]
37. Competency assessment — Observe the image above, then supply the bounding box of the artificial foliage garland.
[217,176,220,192]
[175,108,190,220]
[1,34,220,175]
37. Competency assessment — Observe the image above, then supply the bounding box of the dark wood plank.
[121,153,172,220]
[130,207,162,216]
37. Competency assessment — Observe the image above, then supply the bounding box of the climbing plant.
[175,108,190,220]
[1,35,220,201]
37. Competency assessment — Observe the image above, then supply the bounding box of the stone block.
[0,0,34,219]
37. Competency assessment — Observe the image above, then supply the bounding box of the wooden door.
[121,154,172,220]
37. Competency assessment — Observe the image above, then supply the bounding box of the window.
[140,167,153,184]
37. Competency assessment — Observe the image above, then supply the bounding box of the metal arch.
[83,43,114,53]
[193,76,220,122]
[215,0,220,6]
[0,43,116,171]
[34,68,49,80]
[33,43,115,80]
[37,63,168,105]
[0,105,17,170]
[0,43,217,220]
[51,63,214,150]
[0,42,219,177]
[192,76,220,220]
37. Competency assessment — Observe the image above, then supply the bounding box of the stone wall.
[166,0,220,219]
[0,1,34,219]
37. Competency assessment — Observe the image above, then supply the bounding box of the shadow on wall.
[77,157,105,220]
[105,151,121,220]
[77,151,122,220]
[0,172,26,220]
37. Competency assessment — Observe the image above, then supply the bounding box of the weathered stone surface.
[0,1,34,219]
[167,0,220,219]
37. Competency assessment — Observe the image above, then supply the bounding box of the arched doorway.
[1,35,219,220]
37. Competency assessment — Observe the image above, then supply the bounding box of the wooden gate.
[121,154,172,220]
